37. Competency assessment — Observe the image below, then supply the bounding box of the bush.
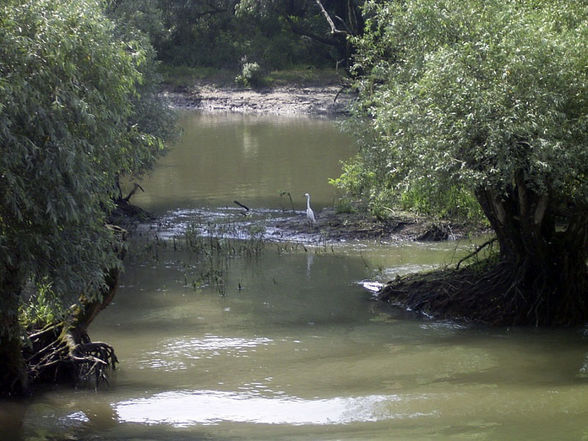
[235,62,264,88]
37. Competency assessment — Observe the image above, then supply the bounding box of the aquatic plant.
[179,220,267,295]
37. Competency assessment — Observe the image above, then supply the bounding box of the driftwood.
[234,200,250,216]
[123,183,144,202]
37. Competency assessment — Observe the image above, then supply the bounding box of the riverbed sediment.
[161,84,353,118]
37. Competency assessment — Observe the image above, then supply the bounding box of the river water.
[2,113,587,440]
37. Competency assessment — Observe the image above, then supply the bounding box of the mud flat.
[161,84,353,118]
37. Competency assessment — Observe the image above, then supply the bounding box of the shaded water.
[2,113,587,440]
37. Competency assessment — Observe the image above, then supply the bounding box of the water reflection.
[306,252,314,279]
[130,112,357,213]
[241,125,260,157]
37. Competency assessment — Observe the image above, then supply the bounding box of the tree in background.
[145,0,364,71]
[0,0,172,395]
[337,0,587,325]
[235,0,364,70]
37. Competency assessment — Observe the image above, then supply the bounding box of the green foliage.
[399,185,484,222]
[106,2,176,176]
[333,198,357,215]
[131,0,360,71]
[158,65,236,88]
[266,67,341,87]
[235,62,264,88]
[338,0,587,221]
[19,282,65,329]
[106,0,167,48]
[158,65,342,89]
[156,1,242,69]
[0,0,171,313]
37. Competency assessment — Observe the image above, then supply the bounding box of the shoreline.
[161,83,353,118]
[154,82,486,244]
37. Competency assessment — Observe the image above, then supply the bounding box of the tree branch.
[456,237,497,270]
[285,16,341,47]
[314,0,348,35]
[123,182,144,202]
[335,15,353,34]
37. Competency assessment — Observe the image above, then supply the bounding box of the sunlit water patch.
[113,390,432,427]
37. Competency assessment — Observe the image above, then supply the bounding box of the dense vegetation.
[0,0,173,396]
[107,0,364,78]
[1,0,360,398]
[1,0,586,398]
[337,0,587,325]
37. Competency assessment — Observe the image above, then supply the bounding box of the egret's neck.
[306,196,311,209]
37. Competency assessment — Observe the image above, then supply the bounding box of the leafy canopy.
[0,0,166,301]
[337,0,587,219]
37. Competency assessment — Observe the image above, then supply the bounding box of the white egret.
[304,193,316,224]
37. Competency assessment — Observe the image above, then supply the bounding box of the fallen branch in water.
[234,200,250,215]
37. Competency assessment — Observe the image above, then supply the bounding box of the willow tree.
[0,0,168,396]
[338,0,587,325]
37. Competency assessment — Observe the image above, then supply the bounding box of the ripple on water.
[139,335,273,371]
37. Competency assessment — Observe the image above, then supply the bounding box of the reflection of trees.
[75,399,120,435]
[241,126,260,158]
[0,401,25,440]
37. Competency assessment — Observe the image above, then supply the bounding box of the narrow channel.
[11,113,588,441]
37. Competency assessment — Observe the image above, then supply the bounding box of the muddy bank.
[270,207,479,243]
[138,203,483,246]
[161,84,353,118]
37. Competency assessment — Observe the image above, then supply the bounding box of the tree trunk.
[475,176,588,325]
[24,264,122,388]
[25,226,125,388]
[70,263,122,339]
[0,268,28,397]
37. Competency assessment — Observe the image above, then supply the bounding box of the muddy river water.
[2,112,587,440]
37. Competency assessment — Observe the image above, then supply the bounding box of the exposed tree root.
[24,324,118,389]
[377,259,588,327]
[22,225,126,390]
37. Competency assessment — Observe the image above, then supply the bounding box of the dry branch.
[314,0,348,35]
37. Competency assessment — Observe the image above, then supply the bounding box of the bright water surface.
[2,112,587,441]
